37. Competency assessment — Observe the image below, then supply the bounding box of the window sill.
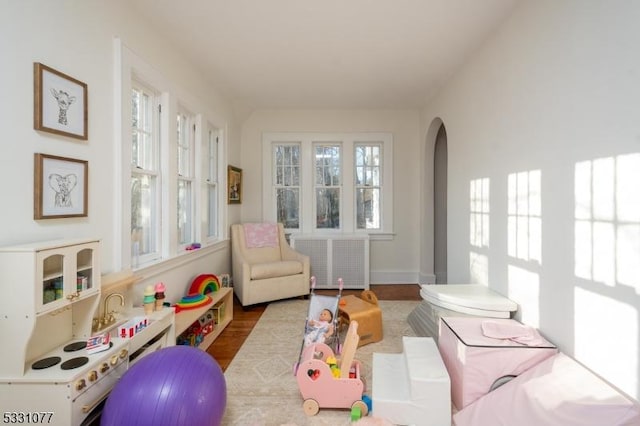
[286,231,395,241]
[133,239,229,281]
[368,232,395,241]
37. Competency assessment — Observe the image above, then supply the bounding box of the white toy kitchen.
[0,238,175,426]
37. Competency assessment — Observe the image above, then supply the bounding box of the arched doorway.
[434,124,447,283]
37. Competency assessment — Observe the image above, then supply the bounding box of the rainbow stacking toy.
[189,274,220,295]
[174,293,212,313]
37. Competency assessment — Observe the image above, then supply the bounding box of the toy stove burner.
[61,357,89,370]
[63,341,87,352]
[32,356,62,370]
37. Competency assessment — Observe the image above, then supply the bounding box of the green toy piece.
[350,405,362,422]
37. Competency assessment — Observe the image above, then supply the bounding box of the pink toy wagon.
[296,320,369,416]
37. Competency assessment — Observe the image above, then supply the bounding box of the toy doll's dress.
[304,320,331,346]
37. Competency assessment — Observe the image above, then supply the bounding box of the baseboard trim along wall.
[370,270,427,285]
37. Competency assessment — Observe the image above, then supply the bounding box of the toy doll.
[304,308,335,346]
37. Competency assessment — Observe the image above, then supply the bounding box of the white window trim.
[130,80,162,266]
[176,105,196,250]
[313,142,344,232]
[114,38,228,271]
[199,118,224,245]
[262,132,394,239]
[355,142,383,231]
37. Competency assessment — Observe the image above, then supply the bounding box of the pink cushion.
[244,223,279,248]
[453,353,640,426]
[250,260,303,280]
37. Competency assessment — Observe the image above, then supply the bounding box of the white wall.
[0,1,238,304]
[240,109,423,284]
[422,0,640,399]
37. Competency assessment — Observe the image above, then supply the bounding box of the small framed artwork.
[220,273,231,288]
[227,165,242,204]
[34,62,88,140]
[34,153,88,219]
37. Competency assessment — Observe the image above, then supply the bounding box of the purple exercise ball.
[102,345,227,426]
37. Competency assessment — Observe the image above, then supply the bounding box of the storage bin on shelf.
[212,300,226,324]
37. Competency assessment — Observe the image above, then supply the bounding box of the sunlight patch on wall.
[507,265,539,328]
[616,154,640,293]
[469,178,490,248]
[573,153,640,399]
[617,224,640,291]
[507,170,541,263]
[575,155,640,292]
[470,252,488,285]
[575,286,638,399]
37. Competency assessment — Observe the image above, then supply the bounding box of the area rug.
[221,298,420,426]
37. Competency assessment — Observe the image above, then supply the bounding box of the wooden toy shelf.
[174,287,233,350]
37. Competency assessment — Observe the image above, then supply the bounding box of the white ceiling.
[130,0,521,111]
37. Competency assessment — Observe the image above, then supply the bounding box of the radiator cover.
[290,234,370,289]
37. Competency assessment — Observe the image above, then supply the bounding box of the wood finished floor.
[206,284,422,371]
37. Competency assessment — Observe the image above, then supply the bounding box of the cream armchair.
[231,223,310,306]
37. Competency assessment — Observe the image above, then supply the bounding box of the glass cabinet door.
[37,244,97,314]
[76,248,94,293]
[41,253,64,308]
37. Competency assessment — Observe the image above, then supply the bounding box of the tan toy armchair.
[231,223,310,306]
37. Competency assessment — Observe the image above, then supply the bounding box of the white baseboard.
[419,272,436,285]
[370,270,424,285]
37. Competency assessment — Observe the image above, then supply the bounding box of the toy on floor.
[338,290,383,347]
[296,319,368,417]
[295,277,344,373]
[102,346,226,426]
[304,308,335,346]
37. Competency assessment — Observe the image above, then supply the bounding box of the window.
[176,108,195,247]
[274,144,301,229]
[263,132,393,238]
[131,81,161,266]
[355,144,381,230]
[314,144,341,229]
[118,40,226,270]
[204,124,220,240]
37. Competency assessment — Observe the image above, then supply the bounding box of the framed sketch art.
[228,165,242,204]
[34,62,88,140]
[34,153,88,219]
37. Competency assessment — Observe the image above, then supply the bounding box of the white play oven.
[0,239,175,425]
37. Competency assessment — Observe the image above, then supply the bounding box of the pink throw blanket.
[244,223,279,248]
[481,320,546,346]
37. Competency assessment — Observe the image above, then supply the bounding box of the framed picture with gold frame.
[34,153,88,219]
[227,165,242,204]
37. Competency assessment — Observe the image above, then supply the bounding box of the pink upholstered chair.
[231,223,310,306]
